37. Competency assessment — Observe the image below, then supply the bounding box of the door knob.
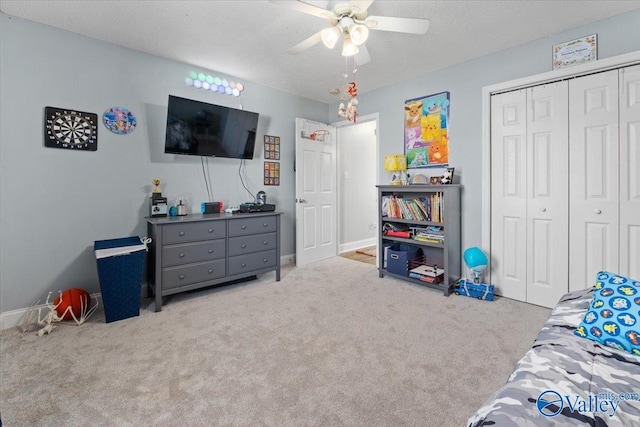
[595,209,602,215]
[297,199,307,204]
[540,207,546,212]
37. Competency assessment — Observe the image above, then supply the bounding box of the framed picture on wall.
[552,34,597,70]
[404,91,450,168]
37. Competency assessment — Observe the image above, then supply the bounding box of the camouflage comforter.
[467,288,640,426]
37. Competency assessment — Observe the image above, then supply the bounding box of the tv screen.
[164,95,259,159]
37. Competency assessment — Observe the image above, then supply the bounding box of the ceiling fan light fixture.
[348,23,369,46]
[321,26,342,49]
[341,35,359,57]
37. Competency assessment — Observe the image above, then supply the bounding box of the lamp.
[384,154,407,185]
[349,23,369,46]
[463,247,488,283]
[321,26,342,49]
[341,34,359,57]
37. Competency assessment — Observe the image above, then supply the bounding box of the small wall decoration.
[404,91,450,168]
[185,72,245,97]
[553,34,597,70]
[44,106,98,151]
[264,161,280,186]
[103,107,137,135]
[264,135,280,160]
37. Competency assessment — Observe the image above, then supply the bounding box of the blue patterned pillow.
[574,271,640,356]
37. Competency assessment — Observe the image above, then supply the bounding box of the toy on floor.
[22,288,99,336]
[454,247,494,301]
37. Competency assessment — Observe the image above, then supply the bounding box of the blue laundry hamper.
[94,236,149,323]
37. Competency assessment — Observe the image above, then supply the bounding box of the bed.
[467,287,640,426]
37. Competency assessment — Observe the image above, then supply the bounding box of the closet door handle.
[595,209,602,215]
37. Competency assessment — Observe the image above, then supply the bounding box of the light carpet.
[0,256,550,426]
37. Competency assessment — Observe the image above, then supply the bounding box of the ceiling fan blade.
[365,16,430,34]
[287,31,323,55]
[269,0,334,19]
[354,43,371,66]
[350,0,374,15]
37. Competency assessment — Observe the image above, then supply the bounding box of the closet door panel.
[491,90,527,302]
[526,82,569,307]
[620,64,640,280]
[569,70,619,291]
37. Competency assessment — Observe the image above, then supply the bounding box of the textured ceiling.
[2,0,640,103]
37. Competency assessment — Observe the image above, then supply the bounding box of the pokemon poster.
[404,91,450,168]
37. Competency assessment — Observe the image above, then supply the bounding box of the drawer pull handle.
[263,223,268,227]
[179,274,185,280]
[208,249,214,254]
[263,241,268,245]
[179,231,185,236]
[208,269,213,274]
[208,228,214,233]
[263,258,268,263]
[241,225,247,230]
[241,263,246,268]
[179,253,185,258]
[241,244,247,249]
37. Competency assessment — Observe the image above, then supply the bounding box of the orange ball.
[54,288,90,320]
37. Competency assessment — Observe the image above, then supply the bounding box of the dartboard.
[44,106,98,151]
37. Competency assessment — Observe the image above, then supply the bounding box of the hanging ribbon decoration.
[338,56,359,123]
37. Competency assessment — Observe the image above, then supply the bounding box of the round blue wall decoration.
[103,107,137,135]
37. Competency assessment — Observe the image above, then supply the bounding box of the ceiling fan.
[270,0,430,65]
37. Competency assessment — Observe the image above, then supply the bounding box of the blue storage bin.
[386,244,420,276]
[94,236,148,323]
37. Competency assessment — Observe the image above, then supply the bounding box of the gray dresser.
[146,212,282,311]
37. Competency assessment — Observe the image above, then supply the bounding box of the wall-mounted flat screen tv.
[164,95,259,159]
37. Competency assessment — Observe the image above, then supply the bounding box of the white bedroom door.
[490,89,528,302]
[569,69,620,292]
[619,64,640,280]
[294,118,337,266]
[525,81,569,308]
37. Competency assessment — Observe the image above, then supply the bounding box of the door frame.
[481,50,640,284]
[332,113,381,257]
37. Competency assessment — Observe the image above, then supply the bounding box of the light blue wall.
[2,10,639,314]
[337,9,640,253]
[0,13,328,312]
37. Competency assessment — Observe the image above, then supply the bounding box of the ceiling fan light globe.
[341,35,359,57]
[349,23,369,45]
[321,26,342,49]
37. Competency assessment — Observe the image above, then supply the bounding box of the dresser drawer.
[228,232,277,256]
[163,221,225,245]
[162,259,226,290]
[228,250,277,276]
[162,240,226,267]
[228,216,276,237]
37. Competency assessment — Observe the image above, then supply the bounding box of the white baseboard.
[1,255,297,331]
[339,238,376,254]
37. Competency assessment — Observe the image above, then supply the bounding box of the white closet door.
[620,65,640,280]
[569,70,619,291]
[526,82,569,307]
[491,90,527,301]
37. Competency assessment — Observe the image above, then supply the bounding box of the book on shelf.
[409,272,444,284]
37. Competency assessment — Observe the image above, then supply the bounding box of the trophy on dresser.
[149,178,168,217]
